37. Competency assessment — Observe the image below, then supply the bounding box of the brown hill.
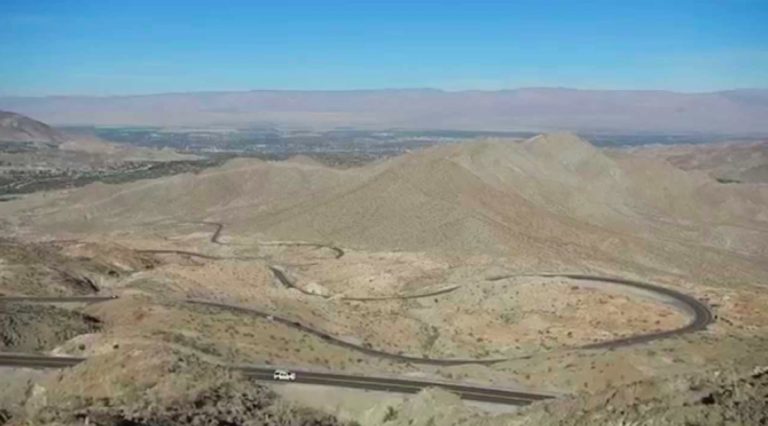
[624,140,768,184]
[4,133,767,279]
[244,133,768,269]
[0,110,65,144]
[1,157,352,233]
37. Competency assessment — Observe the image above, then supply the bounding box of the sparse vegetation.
[1,130,767,425]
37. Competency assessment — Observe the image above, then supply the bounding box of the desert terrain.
[2,128,768,425]
[3,0,767,422]
[619,139,768,184]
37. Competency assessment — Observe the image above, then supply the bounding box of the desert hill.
[0,110,65,145]
[244,133,768,273]
[3,133,767,279]
[0,111,197,163]
[624,140,768,184]
[3,133,768,424]
[0,156,352,232]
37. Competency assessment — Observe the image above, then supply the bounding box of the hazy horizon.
[3,87,767,134]
[3,86,768,99]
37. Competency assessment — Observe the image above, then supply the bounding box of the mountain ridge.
[5,133,766,280]
[4,87,767,98]
[0,110,65,144]
[2,88,767,134]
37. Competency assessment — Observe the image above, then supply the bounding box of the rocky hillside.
[365,367,768,425]
[246,133,768,265]
[4,347,345,426]
[0,111,65,145]
[625,140,768,184]
[3,133,767,280]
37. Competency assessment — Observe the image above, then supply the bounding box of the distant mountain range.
[0,110,65,144]
[1,88,767,134]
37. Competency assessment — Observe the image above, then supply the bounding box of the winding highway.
[0,223,714,406]
[0,270,713,404]
[134,221,343,263]
[196,220,345,259]
[189,271,714,365]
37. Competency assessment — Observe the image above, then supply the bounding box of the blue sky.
[1,0,767,95]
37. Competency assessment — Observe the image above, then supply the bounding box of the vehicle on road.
[272,369,296,381]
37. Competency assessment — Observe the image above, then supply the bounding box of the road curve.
[188,268,714,366]
[0,270,714,367]
[195,221,345,258]
[488,273,714,350]
[198,221,224,244]
[188,299,509,366]
[1,273,713,368]
[191,273,713,365]
[0,267,713,405]
[561,274,713,349]
[260,241,345,259]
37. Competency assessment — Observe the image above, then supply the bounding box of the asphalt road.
[135,249,266,261]
[0,353,551,405]
[269,265,460,301]
[0,353,84,368]
[238,367,553,405]
[138,222,343,262]
[199,221,224,244]
[0,225,714,407]
[259,241,345,259]
[2,272,714,370]
[189,299,511,365]
[487,273,714,350]
[0,296,116,303]
[192,272,713,365]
